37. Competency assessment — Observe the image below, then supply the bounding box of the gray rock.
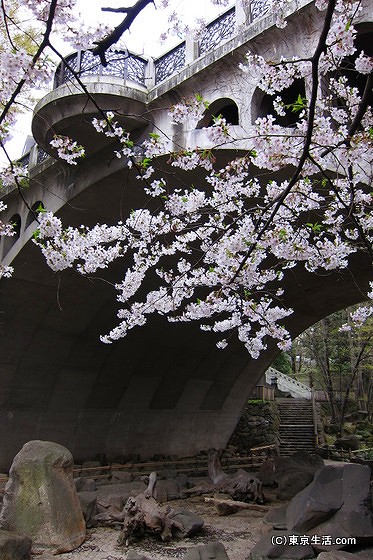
[274,452,324,500]
[167,508,204,537]
[74,477,96,492]
[183,541,229,559]
[0,440,86,554]
[111,471,133,483]
[334,436,360,450]
[286,465,344,532]
[264,504,288,530]
[0,529,32,560]
[77,491,97,528]
[287,464,373,550]
[96,481,147,503]
[249,530,315,559]
[153,478,183,502]
[258,459,276,487]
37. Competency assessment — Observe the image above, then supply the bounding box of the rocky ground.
[30,488,373,560]
[31,490,279,560]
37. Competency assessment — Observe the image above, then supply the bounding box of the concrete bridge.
[0,0,372,470]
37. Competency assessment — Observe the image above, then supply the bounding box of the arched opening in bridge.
[339,25,373,108]
[26,201,45,230]
[3,214,21,256]
[252,78,306,127]
[197,98,239,128]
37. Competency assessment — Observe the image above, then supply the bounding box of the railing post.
[235,0,252,25]
[76,49,82,74]
[145,57,155,88]
[185,32,199,64]
[29,145,38,170]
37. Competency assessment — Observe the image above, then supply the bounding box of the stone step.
[277,397,317,456]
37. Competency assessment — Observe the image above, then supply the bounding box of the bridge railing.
[54,49,148,88]
[53,0,277,88]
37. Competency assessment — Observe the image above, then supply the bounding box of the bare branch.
[101,7,131,13]
[92,0,154,65]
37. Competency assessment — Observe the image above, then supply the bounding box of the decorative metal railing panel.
[54,50,147,88]
[51,2,288,90]
[18,152,30,170]
[154,42,186,84]
[199,7,236,56]
[36,148,50,165]
[250,0,271,21]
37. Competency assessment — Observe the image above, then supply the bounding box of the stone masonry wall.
[228,400,280,454]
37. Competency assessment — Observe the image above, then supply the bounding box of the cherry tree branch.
[230,0,338,281]
[92,0,155,65]
[0,0,58,127]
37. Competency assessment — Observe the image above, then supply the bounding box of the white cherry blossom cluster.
[168,95,209,125]
[3,0,373,357]
[0,203,15,279]
[50,135,85,165]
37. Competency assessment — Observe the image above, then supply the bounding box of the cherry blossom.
[0,0,372,358]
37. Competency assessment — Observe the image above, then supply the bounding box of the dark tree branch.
[92,0,155,65]
[0,0,58,127]
[102,7,131,13]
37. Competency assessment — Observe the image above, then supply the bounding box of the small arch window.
[197,98,239,128]
[252,78,306,127]
[3,214,21,256]
[339,27,373,108]
[26,201,44,230]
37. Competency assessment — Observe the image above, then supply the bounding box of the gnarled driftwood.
[186,450,264,503]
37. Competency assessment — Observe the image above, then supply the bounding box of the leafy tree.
[293,305,373,432]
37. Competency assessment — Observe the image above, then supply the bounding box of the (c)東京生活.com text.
[271,535,357,547]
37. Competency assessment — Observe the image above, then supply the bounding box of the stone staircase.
[277,398,316,456]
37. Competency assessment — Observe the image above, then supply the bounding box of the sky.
[5,0,231,162]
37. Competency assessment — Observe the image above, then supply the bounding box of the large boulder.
[167,508,204,537]
[0,529,32,560]
[0,440,86,554]
[258,452,324,499]
[286,463,373,549]
[274,452,324,500]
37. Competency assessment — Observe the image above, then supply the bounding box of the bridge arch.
[0,0,372,470]
[197,98,239,128]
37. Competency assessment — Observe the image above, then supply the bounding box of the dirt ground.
[32,490,281,560]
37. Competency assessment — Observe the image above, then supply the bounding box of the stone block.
[287,464,373,550]
[0,440,85,554]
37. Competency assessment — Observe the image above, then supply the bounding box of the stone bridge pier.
[0,0,372,470]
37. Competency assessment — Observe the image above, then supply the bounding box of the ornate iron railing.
[199,6,236,56]
[250,0,271,21]
[52,2,286,89]
[18,152,30,170]
[154,42,186,84]
[36,147,50,165]
[54,49,147,88]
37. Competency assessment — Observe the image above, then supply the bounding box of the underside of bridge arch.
[0,152,372,471]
